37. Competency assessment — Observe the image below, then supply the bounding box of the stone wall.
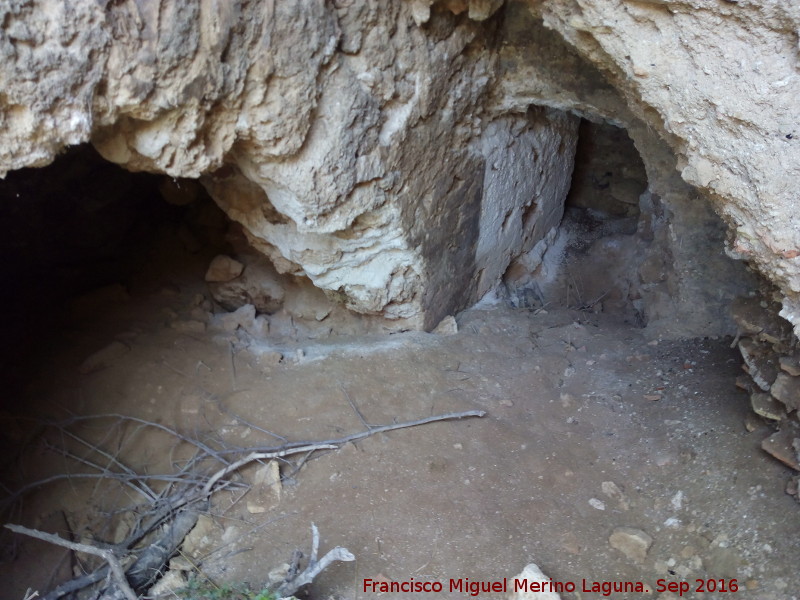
[0,0,797,335]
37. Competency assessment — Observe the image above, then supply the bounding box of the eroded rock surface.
[519,0,800,334]
[1,0,797,333]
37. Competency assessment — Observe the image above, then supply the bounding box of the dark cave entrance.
[0,144,231,396]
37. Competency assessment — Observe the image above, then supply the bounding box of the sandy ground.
[1,263,799,600]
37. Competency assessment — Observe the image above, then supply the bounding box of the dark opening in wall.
[504,118,652,325]
[565,118,646,221]
[556,119,650,322]
[0,145,230,395]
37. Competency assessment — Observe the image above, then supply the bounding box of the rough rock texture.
[1,0,797,333]
[731,290,800,474]
[493,1,758,336]
[518,0,800,335]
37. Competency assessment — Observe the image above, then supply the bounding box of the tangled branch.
[4,408,485,599]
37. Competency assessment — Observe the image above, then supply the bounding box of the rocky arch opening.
[0,144,231,397]
[490,1,761,340]
[502,118,651,326]
[0,144,386,404]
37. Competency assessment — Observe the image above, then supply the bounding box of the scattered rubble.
[731,291,800,486]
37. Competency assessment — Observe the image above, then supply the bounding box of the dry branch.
[4,524,137,600]
[214,409,487,457]
[276,524,355,598]
[200,443,338,497]
[101,507,203,600]
[4,408,487,600]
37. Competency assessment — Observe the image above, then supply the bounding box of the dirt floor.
[1,251,799,600]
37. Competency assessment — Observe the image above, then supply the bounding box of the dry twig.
[276,523,355,598]
[214,409,487,457]
[5,524,137,600]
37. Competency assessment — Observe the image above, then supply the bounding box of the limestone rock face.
[1,0,798,333]
[1,0,577,330]
[520,0,800,334]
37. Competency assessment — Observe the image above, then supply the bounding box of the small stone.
[267,563,291,585]
[167,556,192,572]
[743,412,763,432]
[609,527,653,563]
[737,338,778,391]
[182,515,218,558]
[247,460,282,514]
[731,296,792,345]
[432,315,458,335]
[149,570,187,597]
[209,259,285,313]
[670,490,684,510]
[761,429,800,470]
[409,0,431,25]
[79,341,130,373]
[770,373,800,411]
[750,392,786,421]
[588,498,606,510]
[745,579,758,591]
[784,475,798,499]
[601,481,629,510]
[508,563,562,600]
[205,254,244,282]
